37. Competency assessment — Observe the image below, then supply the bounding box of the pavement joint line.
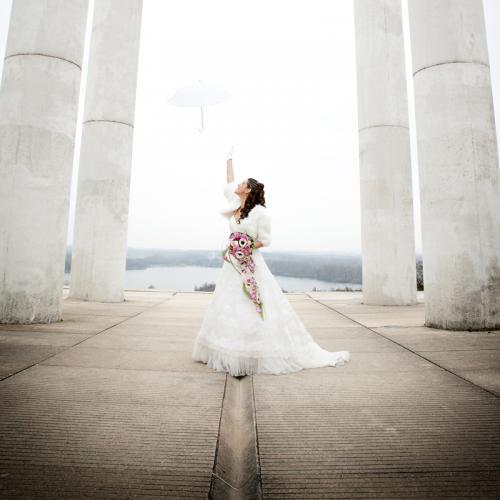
[251,374,264,497]
[209,375,263,499]
[209,374,228,497]
[0,293,177,383]
[210,472,238,491]
[305,293,500,400]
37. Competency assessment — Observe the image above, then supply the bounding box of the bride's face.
[236,179,250,196]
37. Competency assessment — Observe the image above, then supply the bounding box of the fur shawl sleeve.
[254,205,272,247]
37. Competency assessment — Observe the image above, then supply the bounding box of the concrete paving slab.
[61,302,153,317]
[375,326,500,351]
[62,287,176,301]
[65,332,193,351]
[0,329,92,380]
[418,346,500,396]
[1,290,499,498]
[333,312,425,328]
[99,322,201,337]
[0,330,90,346]
[0,364,225,498]
[0,344,66,380]
[308,325,376,340]
[253,366,500,498]
[307,291,426,304]
[327,309,427,326]
[295,316,354,326]
[418,349,500,371]
[248,293,500,498]
[309,301,425,313]
[41,346,210,373]
[319,336,406,353]
[125,314,205,327]
[0,314,131,334]
[319,304,425,314]
[333,350,437,373]
[450,369,500,397]
[307,291,367,302]
[0,292,226,498]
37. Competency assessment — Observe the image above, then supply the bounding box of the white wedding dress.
[191,181,351,376]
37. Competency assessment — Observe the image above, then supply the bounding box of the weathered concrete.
[353,0,417,306]
[0,1,89,323]
[407,0,500,330]
[0,289,175,378]
[69,0,143,303]
[0,290,498,498]
[209,376,263,499]
[0,290,224,498]
[254,292,500,498]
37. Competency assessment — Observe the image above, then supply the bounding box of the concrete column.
[0,0,89,323]
[353,0,417,305]
[407,0,500,330]
[69,0,143,302]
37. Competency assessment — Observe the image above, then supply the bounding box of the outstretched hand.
[226,145,234,161]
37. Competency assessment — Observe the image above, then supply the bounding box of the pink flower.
[225,231,264,319]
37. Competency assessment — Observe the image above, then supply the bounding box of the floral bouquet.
[221,231,265,320]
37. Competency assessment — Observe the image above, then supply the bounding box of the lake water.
[64,265,361,293]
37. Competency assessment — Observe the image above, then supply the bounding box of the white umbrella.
[167,80,234,132]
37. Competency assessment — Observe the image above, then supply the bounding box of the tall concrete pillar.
[408,0,500,330]
[353,0,417,305]
[69,0,143,302]
[0,0,89,323]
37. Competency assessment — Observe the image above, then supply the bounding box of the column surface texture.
[354,0,417,305]
[0,0,89,323]
[69,0,143,302]
[408,0,500,329]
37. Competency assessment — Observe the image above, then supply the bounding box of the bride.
[191,147,351,376]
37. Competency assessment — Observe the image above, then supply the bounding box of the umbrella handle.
[199,107,204,133]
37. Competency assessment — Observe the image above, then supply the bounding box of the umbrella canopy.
[168,81,233,107]
[167,81,234,132]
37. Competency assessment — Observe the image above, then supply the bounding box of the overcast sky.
[0,0,499,254]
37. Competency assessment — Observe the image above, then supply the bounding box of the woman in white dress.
[191,149,351,376]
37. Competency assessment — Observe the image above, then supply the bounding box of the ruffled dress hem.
[192,341,351,376]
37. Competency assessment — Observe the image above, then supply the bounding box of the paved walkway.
[0,289,499,498]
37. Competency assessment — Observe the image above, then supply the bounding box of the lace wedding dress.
[191,181,351,376]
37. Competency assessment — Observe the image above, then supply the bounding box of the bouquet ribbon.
[221,231,265,320]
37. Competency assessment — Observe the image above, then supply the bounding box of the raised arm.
[226,146,234,183]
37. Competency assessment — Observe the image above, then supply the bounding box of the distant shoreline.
[64,247,423,288]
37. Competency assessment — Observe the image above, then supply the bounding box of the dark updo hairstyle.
[236,178,266,224]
